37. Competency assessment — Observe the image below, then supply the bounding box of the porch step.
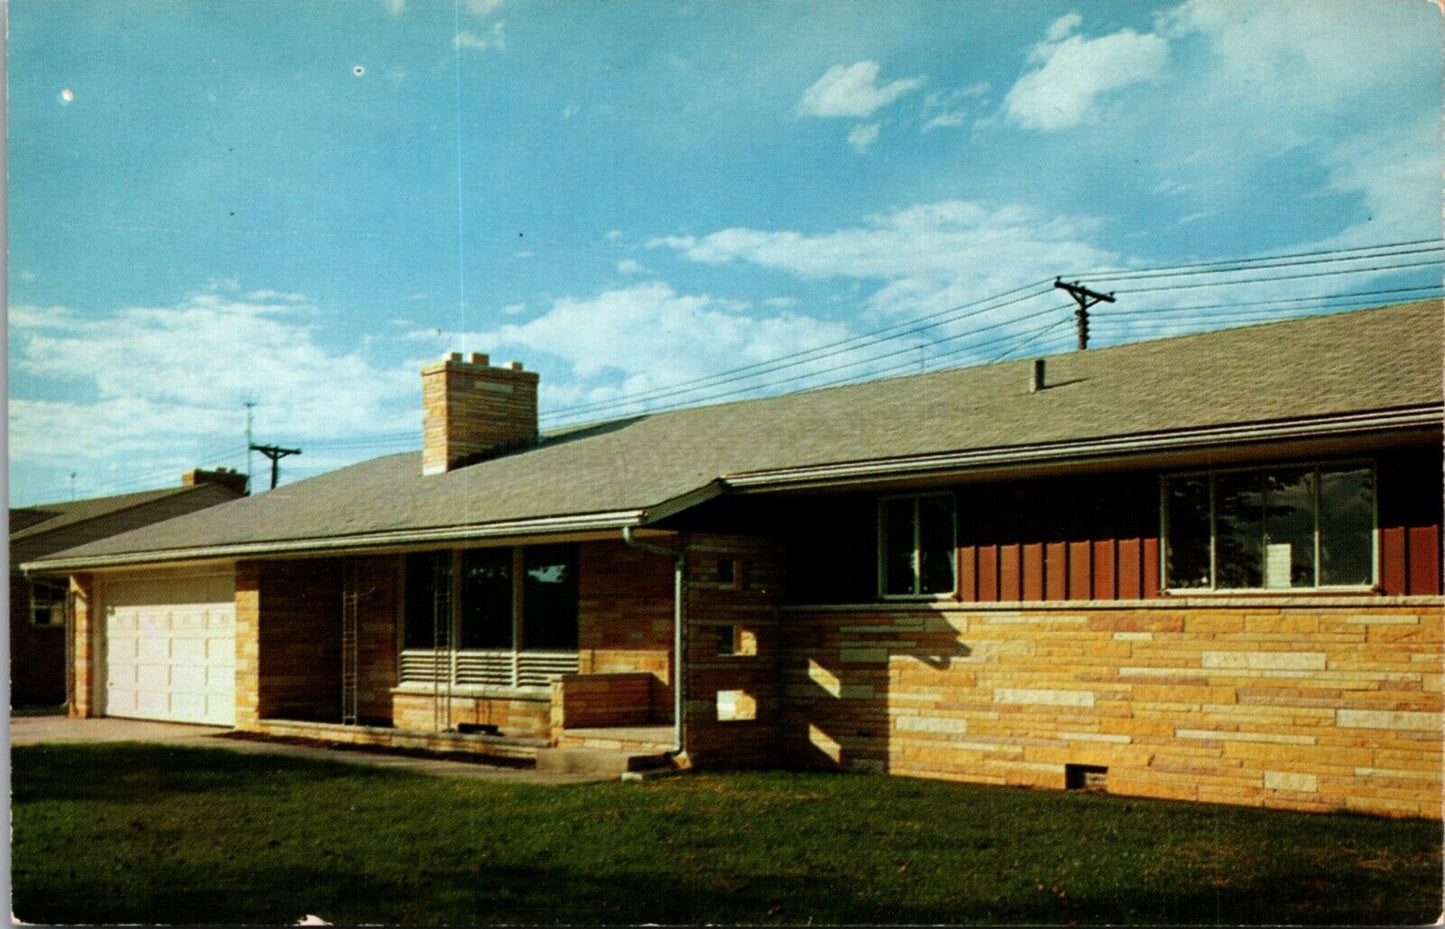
[555,724,675,754]
[534,747,674,777]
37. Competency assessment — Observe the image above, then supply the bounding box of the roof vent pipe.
[1030,358,1046,393]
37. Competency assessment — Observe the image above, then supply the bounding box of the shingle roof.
[28,300,1443,567]
[11,484,245,565]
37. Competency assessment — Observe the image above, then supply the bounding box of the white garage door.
[104,572,236,726]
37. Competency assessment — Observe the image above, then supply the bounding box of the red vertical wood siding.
[1407,525,1440,595]
[939,449,1439,605]
[976,545,999,602]
[999,544,1022,601]
[1376,446,1443,596]
[1044,542,1068,600]
[1068,541,1092,599]
[1021,543,1044,600]
[1118,538,1142,599]
[1380,527,1408,595]
[1093,539,1116,600]
[958,545,977,602]
[1142,537,1161,598]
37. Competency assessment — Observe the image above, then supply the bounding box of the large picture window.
[879,493,956,597]
[1164,463,1375,591]
[401,544,580,688]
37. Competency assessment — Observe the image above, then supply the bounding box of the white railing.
[400,648,579,689]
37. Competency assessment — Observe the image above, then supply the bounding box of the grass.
[13,744,1442,926]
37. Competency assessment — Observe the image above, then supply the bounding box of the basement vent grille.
[1065,763,1108,791]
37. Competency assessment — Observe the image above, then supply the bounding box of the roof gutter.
[721,405,1443,492]
[24,509,649,574]
[622,526,686,757]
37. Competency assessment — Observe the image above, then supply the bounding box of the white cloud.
[922,112,964,132]
[847,122,880,153]
[649,199,1117,318]
[1160,0,1434,112]
[921,83,988,133]
[455,21,506,52]
[562,104,580,119]
[378,0,405,15]
[8,291,417,490]
[444,282,852,413]
[1319,117,1442,248]
[466,0,504,15]
[797,61,922,118]
[1004,18,1168,131]
[616,259,646,275]
[1045,12,1083,42]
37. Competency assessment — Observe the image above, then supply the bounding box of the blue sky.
[8,0,1443,505]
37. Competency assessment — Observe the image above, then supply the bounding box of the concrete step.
[533,746,674,777]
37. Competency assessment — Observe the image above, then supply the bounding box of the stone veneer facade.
[777,598,1442,818]
[65,551,1443,818]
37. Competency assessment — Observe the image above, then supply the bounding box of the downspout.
[622,526,685,756]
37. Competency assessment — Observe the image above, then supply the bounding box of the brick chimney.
[422,352,539,475]
[183,467,249,495]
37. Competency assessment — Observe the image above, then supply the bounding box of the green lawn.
[12,744,1442,925]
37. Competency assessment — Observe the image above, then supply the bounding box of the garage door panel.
[172,665,208,691]
[170,693,206,719]
[104,573,236,726]
[108,638,137,663]
[208,639,235,665]
[137,636,171,662]
[171,637,207,663]
[135,663,170,690]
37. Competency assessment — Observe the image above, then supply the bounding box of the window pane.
[918,495,956,594]
[880,498,916,595]
[1215,472,1263,589]
[522,544,579,650]
[459,548,513,649]
[404,551,450,649]
[1319,466,1374,586]
[1165,477,1211,589]
[1263,468,1315,588]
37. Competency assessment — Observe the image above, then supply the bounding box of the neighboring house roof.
[11,483,246,567]
[27,300,1444,570]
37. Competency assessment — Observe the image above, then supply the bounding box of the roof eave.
[720,405,1444,492]
[23,508,649,574]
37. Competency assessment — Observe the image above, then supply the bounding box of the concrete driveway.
[10,716,606,784]
[11,716,229,745]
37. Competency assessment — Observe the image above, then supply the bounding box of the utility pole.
[249,443,301,490]
[244,401,257,494]
[1054,278,1116,350]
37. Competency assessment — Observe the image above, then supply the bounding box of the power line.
[545,245,1441,426]
[542,278,1058,421]
[1111,257,1441,295]
[1083,244,1441,285]
[74,445,251,497]
[1091,282,1445,317]
[545,305,1078,428]
[1068,237,1443,281]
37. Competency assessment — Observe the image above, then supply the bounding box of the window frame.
[397,543,580,690]
[29,578,67,627]
[1160,459,1378,594]
[876,491,957,600]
